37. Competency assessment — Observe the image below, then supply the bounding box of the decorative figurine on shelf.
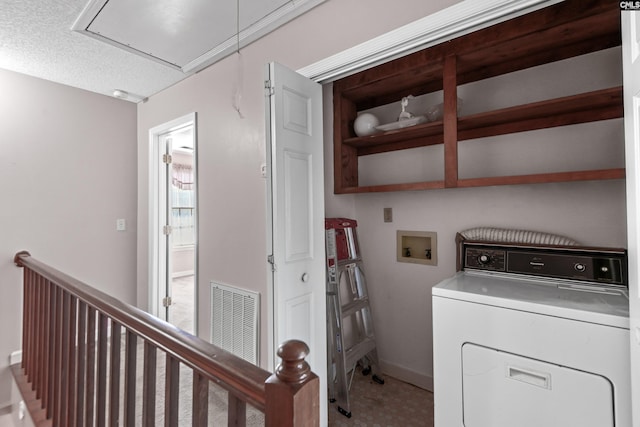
[404,247,412,257]
[353,112,380,137]
[398,96,415,121]
[426,249,432,260]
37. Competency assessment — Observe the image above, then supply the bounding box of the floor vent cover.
[210,282,259,365]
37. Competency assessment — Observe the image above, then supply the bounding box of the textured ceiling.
[0,0,323,102]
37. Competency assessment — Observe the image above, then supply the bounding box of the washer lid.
[432,271,629,329]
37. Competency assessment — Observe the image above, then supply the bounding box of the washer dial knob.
[466,248,505,271]
[478,254,491,265]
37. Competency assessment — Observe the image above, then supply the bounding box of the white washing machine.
[432,237,631,427]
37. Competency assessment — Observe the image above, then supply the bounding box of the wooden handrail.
[12,251,319,427]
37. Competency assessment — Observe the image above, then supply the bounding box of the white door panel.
[283,86,313,135]
[265,62,327,425]
[284,150,313,261]
[631,10,640,61]
[285,294,314,356]
[622,9,640,425]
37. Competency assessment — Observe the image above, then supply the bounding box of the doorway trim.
[147,112,198,324]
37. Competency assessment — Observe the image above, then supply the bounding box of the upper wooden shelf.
[343,121,444,155]
[342,87,623,157]
[335,1,620,111]
[459,87,623,140]
[332,0,625,194]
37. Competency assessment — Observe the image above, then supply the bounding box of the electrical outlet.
[116,218,126,231]
[383,207,392,223]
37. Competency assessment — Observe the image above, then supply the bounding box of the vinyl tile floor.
[328,368,435,427]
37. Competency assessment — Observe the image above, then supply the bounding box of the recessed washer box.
[397,230,437,265]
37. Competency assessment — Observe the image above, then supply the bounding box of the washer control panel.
[465,248,506,271]
[462,241,627,288]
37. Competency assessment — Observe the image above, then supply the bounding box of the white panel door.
[622,9,640,425]
[265,62,327,424]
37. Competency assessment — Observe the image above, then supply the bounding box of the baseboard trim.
[9,351,22,366]
[10,364,48,426]
[379,359,433,392]
[0,353,22,411]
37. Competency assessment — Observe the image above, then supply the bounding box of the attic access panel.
[72,0,325,73]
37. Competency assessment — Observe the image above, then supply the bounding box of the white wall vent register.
[210,282,259,365]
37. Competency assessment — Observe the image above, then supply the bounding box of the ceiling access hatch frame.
[71,0,326,74]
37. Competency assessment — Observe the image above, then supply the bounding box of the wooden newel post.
[265,340,319,427]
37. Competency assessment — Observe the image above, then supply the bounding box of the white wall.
[350,180,626,389]
[0,68,137,406]
[136,0,462,367]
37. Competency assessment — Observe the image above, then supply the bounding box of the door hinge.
[162,296,172,307]
[267,254,276,272]
[163,225,172,235]
[163,153,172,164]
[264,80,275,96]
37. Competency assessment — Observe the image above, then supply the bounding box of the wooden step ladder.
[325,218,384,418]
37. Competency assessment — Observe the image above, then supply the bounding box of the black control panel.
[462,242,627,288]
[465,247,506,271]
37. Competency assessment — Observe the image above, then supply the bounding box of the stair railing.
[12,251,319,427]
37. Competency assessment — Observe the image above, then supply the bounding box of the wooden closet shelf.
[342,87,623,157]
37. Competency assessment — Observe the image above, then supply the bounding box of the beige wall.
[0,68,138,406]
[137,0,462,368]
[347,180,626,389]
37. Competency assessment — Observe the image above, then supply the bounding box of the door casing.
[147,113,198,329]
[622,9,640,424]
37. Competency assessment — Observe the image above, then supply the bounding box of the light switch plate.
[116,218,126,231]
[383,207,392,222]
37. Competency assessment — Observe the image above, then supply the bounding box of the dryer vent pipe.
[459,227,580,246]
